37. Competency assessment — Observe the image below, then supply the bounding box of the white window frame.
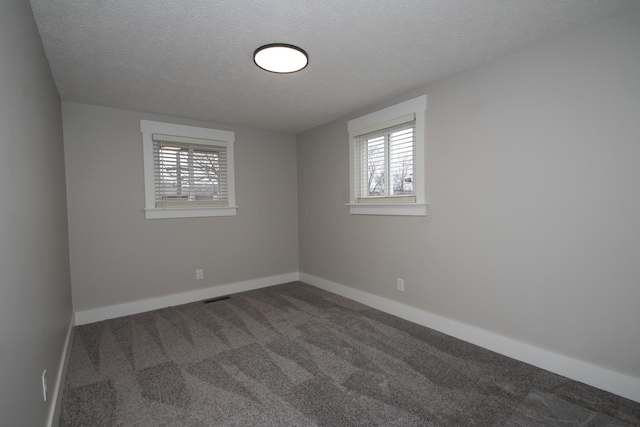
[141,120,237,219]
[348,95,427,216]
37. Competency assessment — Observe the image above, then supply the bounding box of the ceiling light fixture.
[254,43,308,74]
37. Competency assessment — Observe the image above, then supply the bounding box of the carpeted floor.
[59,282,640,426]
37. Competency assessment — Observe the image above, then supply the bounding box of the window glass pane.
[156,147,184,201]
[191,148,225,200]
[367,136,385,196]
[154,142,227,207]
[357,121,415,199]
[389,127,414,196]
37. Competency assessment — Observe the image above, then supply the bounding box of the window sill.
[145,206,237,219]
[347,203,428,216]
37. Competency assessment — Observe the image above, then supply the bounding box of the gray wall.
[297,10,640,379]
[0,1,73,425]
[63,103,299,312]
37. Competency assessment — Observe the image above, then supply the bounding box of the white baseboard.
[47,314,75,427]
[70,271,639,403]
[300,272,640,403]
[74,272,299,325]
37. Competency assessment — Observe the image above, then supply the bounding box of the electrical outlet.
[196,269,203,280]
[397,278,404,292]
[41,369,47,401]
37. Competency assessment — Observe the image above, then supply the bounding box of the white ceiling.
[30,0,640,134]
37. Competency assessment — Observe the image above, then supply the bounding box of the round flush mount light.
[254,43,308,73]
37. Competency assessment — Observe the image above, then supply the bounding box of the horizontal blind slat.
[355,120,416,199]
[153,138,229,208]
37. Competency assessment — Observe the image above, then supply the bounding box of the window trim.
[347,95,427,216]
[141,120,236,219]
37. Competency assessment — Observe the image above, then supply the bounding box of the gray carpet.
[59,282,640,426]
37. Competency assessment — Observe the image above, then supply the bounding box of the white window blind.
[153,134,228,208]
[354,119,416,204]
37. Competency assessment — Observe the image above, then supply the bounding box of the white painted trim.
[140,119,237,219]
[299,272,640,403]
[70,271,640,403]
[47,314,75,427]
[348,95,428,215]
[347,203,428,216]
[144,206,238,219]
[347,96,427,135]
[74,272,299,325]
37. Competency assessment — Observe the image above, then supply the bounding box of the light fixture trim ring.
[253,43,309,74]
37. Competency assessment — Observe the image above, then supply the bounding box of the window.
[348,95,427,216]
[141,120,236,219]
[355,120,416,203]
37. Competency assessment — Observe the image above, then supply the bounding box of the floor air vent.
[203,296,230,304]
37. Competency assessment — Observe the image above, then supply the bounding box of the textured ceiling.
[30,0,640,134]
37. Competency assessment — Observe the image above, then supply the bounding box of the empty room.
[1,0,639,425]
